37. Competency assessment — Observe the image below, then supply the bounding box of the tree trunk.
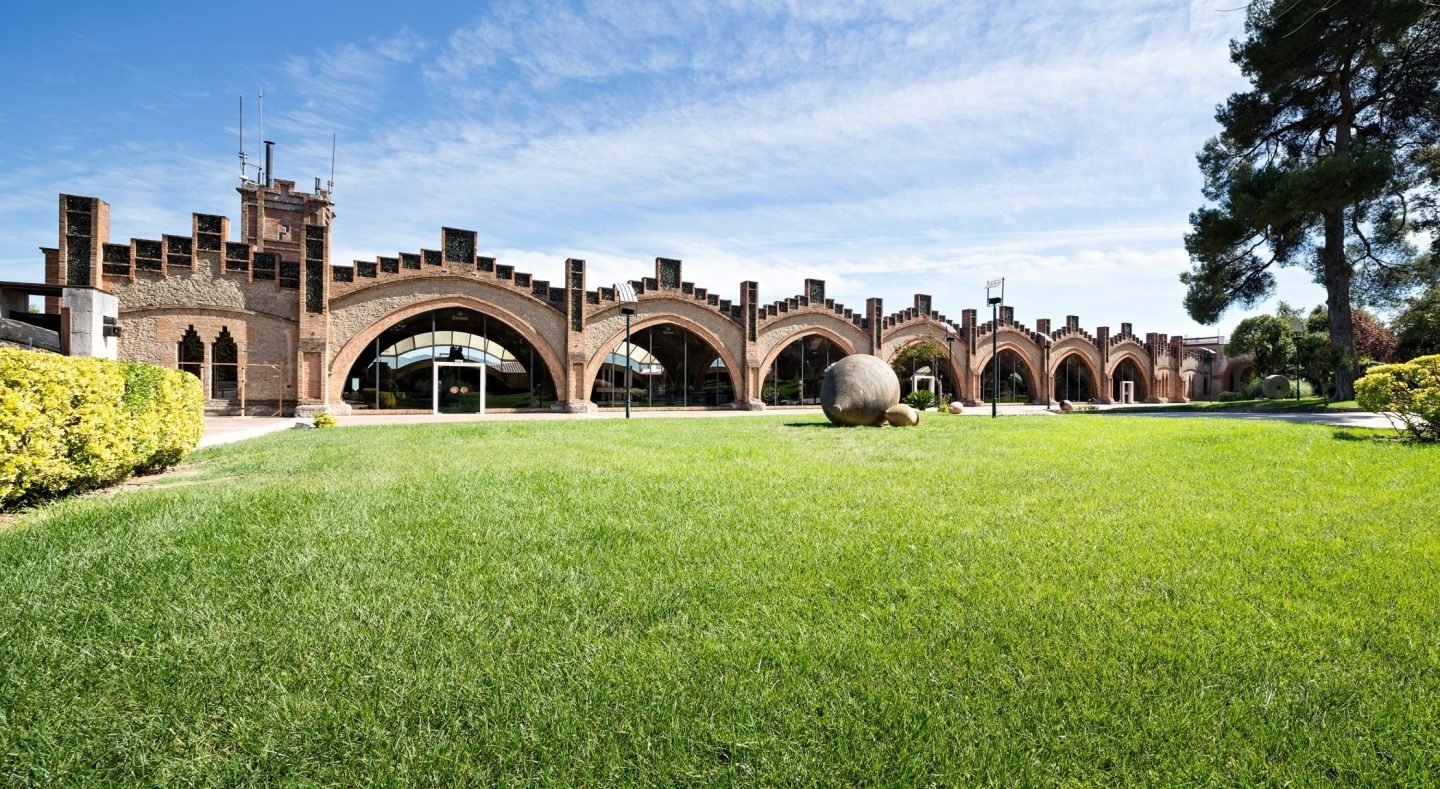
[1323,207,1357,400]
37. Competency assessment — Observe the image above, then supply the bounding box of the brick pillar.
[558,258,597,413]
[1096,326,1112,403]
[865,298,883,355]
[740,280,763,408]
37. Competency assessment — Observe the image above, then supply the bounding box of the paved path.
[198,404,1399,448]
[1109,409,1397,429]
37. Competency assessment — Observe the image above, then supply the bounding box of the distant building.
[31,166,1252,415]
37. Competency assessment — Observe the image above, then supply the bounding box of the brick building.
[34,176,1256,416]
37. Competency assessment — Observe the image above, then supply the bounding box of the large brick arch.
[581,311,743,402]
[327,294,566,404]
[754,312,867,370]
[1106,344,1153,401]
[971,334,1045,403]
[1049,345,1103,401]
[884,328,963,398]
[756,325,859,386]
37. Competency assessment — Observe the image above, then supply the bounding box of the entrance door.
[433,362,487,414]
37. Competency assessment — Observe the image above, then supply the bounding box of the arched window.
[594,323,735,408]
[178,326,204,380]
[980,349,1034,403]
[763,334,848,406]
[212,327,238,399]
[1053,353,1095,402]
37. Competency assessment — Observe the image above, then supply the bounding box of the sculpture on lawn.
[820,355,902,426]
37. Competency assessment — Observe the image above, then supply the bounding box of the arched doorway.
[1112,357,1148,403]
[892,339,959,401]
[762,334,849,406]
[980,349,1035,403]
[592,323,735,408]
[340,307,558,412]
[1052,352,1096,402]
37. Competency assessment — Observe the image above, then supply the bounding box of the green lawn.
[2,415,1437,784]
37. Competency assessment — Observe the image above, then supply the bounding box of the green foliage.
[313,413,339,429]
[903,389,937,410]
[1182,0,1440,400]
[1355,354,1440,440]
[1216,390,1245,402]
[0,349,202,508]
[1394,287,1440,359]
[357,389,398,408]
[1225,314,1295,374]
[891,337,946,379]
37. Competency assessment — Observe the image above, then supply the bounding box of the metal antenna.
[329,133,336,194]
[257,91,264,185]
[238,95,247,181]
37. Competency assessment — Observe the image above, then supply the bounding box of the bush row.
[1356,354,1440,441]
[0,348,205,507]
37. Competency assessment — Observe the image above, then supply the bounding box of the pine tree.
[1182,0,1440,399]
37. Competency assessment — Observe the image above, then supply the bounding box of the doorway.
[433,362,487,414]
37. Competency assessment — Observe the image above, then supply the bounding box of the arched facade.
[49,184,1238,415]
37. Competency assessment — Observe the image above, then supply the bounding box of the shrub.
[1216,391,1244,402]
[903,389,937,410]
[358,389,397,409]
[1355,354,1440,441]
[313,413,338,429]
[0,349,203,507]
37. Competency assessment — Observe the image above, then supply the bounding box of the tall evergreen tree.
[1182,0,1440,399]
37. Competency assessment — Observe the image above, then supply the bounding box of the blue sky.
[0,0,1332,337]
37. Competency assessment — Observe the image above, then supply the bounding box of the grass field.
[2,415,1437,784]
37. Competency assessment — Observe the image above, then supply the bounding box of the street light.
[615,282,638,419]
[1287,316,1305,402]
[1040,335,1052,409]
[986,278,1004,419]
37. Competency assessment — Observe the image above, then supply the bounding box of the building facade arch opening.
[760,332,852,406]
[1052,351,1098,402]
[340,306,559,412]
[588,319,738,409]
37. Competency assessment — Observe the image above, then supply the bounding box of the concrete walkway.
[198,403,1400,448]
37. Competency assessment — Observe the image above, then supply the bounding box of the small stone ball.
[821,355,902,426]
[885,403,919,427]
[948,401,964,415]
[1059,399,1074,412]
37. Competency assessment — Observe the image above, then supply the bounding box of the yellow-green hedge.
[0,348,204,507]
[1355,354,1440,442]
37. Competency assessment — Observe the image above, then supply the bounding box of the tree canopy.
[1182,0,1440,399]
[1394,286,1440,358]
[1226,314,1296,374]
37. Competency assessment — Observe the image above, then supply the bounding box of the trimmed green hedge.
[1,348,204,507]
[1355,354,1440,442]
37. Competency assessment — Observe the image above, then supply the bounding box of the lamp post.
[986,278,1004,418]
[1287,317,1305,402]
[1040,335,1052,409]
[615,282,638,419]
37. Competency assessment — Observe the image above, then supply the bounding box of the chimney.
[264,140,275,187]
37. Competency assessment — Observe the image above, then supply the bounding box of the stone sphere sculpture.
[820,354,901,426]
[1262,374,1291,399]
[885,403,920,427]
[948,401,964,415]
